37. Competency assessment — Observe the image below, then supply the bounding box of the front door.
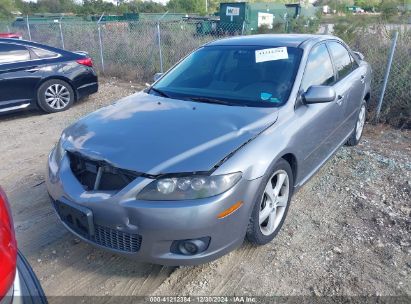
[295,42,344,182]
[0,43,44,110]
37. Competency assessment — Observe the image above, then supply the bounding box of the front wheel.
[246,159,293,245]
[346,100,366,146]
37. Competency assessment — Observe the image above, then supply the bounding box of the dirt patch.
[0,78,175,296]
[154,125,411,296]
[0,79,409,297]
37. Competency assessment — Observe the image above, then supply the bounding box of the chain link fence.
[333,21,410,128]
[0,18,409,127]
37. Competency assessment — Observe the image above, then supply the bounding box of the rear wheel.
[346,100,366,146]
[37,79,74,113]
[246,159,293,245]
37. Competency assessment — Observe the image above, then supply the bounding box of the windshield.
[151,45,302,107]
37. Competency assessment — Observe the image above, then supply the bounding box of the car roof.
[0,38,82,57]
[206,34,338,48]
[0,38,54,48]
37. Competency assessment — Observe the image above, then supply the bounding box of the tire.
[17,250,48,303]
[346,100,366,146]
[246,158,294,245]
[37,79,74,113]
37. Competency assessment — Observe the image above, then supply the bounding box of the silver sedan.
[46,34,371,265]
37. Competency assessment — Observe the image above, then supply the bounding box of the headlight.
[54,138,65,164]
[136,172,242,201]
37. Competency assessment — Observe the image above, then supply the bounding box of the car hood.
[62,92,278,175]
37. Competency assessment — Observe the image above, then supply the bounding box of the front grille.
[68,152,140,191]
[94,224,142,253]
[53,200,142,253]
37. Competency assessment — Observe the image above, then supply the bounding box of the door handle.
[26,67,39,73]
[360,75,365,84]
[336,95,344,105]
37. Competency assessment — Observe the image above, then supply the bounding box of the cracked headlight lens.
[137,172,242,201]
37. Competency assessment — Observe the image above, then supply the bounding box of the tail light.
[0,187,17,300]
[76,57,93,67]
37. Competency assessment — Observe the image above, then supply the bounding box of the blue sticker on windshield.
[260,92,272,100]
[269,97,280,103]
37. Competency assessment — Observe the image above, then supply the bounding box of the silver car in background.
[46,34,371,265]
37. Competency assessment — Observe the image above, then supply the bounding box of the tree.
[167,0,206,14]
[379,0,399,18]
[15,0,39,15]
[123,1,167,14]
[0,0,16,20]
[17,0,79,14]
[354,0,380,10]
[80,0,116,15]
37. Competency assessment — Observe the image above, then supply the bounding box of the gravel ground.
[0,78,409,298]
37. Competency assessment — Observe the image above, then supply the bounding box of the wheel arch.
[364,91,370,104]
[36,76,77,102]
[251,151,298,185]
[280,153,298,185]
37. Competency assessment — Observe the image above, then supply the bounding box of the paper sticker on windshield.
[255,47,288,63]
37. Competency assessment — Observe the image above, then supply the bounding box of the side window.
[328,42,353,80]
[0,43,30,64]
[301,43,335,92]
[30,47,58,59]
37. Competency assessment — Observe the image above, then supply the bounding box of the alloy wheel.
[45,84,71,110]
[259,169,290,236]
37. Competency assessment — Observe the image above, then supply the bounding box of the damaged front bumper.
[46,148,261,266]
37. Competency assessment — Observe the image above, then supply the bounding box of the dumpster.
[218,2,288,34]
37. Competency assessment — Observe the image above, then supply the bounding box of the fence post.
[26,15,32,41]
[241,21,245,35]
[59,16,65,49]
[156,12,168,73]
[375,31,398,122]
[97,13,105,73]
[157,22,163,73]
[283,13,288,33]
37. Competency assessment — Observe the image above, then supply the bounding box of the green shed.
[218,2,288,33]
[12,14,86,27]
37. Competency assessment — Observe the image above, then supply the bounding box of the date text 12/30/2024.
[148,296,257,303]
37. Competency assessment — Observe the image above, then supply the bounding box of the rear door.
[327,41,366,138]
[0,43,44,110]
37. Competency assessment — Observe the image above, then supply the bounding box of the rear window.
[327,42,353,80]
[0,43,30,64]
[30,47,58,59]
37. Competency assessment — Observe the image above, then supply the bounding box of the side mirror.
[303,86,336,104]
[353,51,364,61]
[153,72,163,82]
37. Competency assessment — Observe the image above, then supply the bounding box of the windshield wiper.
[149,87,170,98]
[187,96,237,106]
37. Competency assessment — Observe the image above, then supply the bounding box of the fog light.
[179,241,199,255]
[171,237,210,256]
